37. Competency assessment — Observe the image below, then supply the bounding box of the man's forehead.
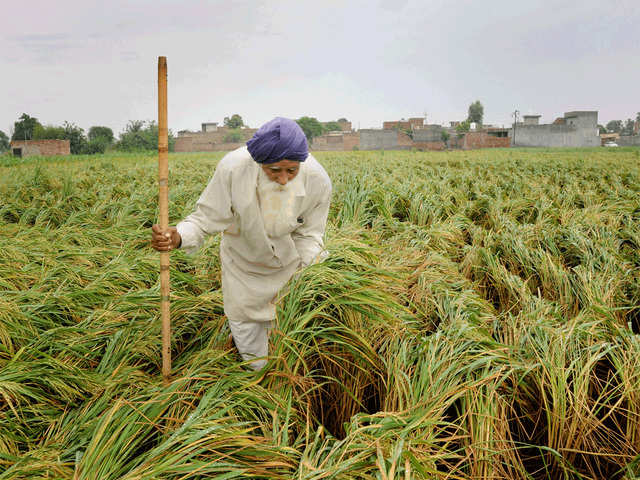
[267,160,300,168]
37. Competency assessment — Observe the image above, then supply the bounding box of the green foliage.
[223,114,244,129]
[12,113,41,140]
[62,121,88,154]
[323,121,342,132]
[0,130,9,152]
[455,120,471,135]
[606,120,623,133]
[621,118,636,136]
[296,116,324,143]
[116,120,174,152]
[88,126,114,144]
[27,122,91,154]
[32,124,66,140]
[467,100,484,125]
[441,130,450,143]
[223,129,244,143]
[401,128,414,139]
[85,138,109,154]
[598,124,607,134]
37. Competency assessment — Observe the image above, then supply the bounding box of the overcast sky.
[2,0,638,137]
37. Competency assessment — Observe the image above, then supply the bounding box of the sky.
[2,0,639,137]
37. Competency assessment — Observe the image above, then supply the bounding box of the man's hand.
[151,225,181,252]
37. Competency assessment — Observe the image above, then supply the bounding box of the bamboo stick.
[158,56,171,381]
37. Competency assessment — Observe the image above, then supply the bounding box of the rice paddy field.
[1,147,640,479]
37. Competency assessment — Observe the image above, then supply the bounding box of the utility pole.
[512,110,519,147]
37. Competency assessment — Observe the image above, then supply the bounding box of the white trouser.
[228,318,272,370]
[220,246,299,371]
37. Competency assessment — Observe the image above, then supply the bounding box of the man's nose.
[276,172,288,185]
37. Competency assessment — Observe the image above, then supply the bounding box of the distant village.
[175,111,640,153]
[7,110,640,158]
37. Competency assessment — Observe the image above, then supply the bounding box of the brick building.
[10,140,70,157]
[311,132,359,151]
[383,117,425,130]
[461,131,510,149]
[175,124,258,152]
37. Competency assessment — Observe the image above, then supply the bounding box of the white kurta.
[176,147,332,367]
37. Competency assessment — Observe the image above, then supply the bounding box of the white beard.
[257,168,301,238]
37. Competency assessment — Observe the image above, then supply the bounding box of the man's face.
[261,159,301,185]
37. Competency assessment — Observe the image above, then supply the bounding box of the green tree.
[323,121,341,132]
[224,129,244,143]
[598,124,607,135]
[61,122,88,154]
[88,126,114,143]
[456,120,471,135]
[606,120,622,133]
[621,119,635,136]
[116,120,175,152]
[224,114,244,129]
[86,126,115,154]
[12,113,42,141]
[296,116,324,143]
[467,100,484,125]
[441,130,450,143]
[0,130,9,152]
[33,124,66,140]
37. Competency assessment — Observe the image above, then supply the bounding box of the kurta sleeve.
[292,182,332,267]
[176,163,234,255]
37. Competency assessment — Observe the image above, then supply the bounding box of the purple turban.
[246,117,308,164]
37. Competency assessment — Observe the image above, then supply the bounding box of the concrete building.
[312,122,509,152]
[359,129,399,149]
[523,115,541,126]
[10,140,70,157]
[201,122,218,132]
[510,111,600,147]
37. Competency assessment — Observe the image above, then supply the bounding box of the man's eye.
[288,169,297,174]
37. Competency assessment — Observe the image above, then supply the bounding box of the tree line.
[600,113,640,135]
[0,113,176,154]
[0,112,351,154]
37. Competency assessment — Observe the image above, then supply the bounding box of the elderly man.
[151,117,332,370]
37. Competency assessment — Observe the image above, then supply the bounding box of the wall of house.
[509,124,600,147]
[413,127,444,142]
[359,129,398,149]
[412,141,446,151]
[174,127,257,152]
[311,132,360,151]
[617,135,640,146]
[10,140,70,156]
[463,132,510,149]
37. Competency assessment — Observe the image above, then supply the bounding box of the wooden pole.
[158,56,171,381]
